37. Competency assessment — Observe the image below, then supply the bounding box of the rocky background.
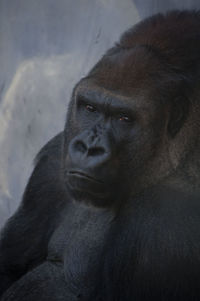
[0,0,199,228]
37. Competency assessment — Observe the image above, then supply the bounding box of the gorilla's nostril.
[75,141,87,153]
[87,147,105,156]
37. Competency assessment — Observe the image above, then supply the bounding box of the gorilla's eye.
[86,104,96,112]
[119,115,132,123]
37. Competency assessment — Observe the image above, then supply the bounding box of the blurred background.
[0,0,200,228]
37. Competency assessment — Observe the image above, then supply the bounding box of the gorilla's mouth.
[66,169,106,194]
[68,170,103,184]
[65,169,110,203]
[64,169,117,207]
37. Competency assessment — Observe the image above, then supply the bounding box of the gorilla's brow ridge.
[75,86,155,119]
[76,85,138,108]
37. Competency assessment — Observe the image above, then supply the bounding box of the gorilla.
[1,10,200,301]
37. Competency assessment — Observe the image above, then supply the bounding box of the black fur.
[1,10,200,300]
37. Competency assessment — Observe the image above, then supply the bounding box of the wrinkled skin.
[63,48,172,209]
[1,10,200,301]
[64,70,168,207]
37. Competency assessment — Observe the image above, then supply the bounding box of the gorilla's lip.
[67,170,104,184]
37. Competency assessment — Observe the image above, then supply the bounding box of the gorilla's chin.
[65,171,116,207]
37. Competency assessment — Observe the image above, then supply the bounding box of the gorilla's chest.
[47,203,113,294]
[47,199,200,300]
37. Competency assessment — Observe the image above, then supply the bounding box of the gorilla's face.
[63,49,171,207]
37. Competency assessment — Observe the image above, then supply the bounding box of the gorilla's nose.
[68,131,111,168]
[74,140,105,156]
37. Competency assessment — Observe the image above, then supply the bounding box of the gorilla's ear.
[168,97,190,138]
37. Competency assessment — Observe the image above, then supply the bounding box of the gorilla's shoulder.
[34,132,63,167]
[22,132,65,204]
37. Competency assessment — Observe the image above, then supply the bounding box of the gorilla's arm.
[0,132,66,296]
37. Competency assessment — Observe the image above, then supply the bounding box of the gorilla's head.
[62,11,200,207]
